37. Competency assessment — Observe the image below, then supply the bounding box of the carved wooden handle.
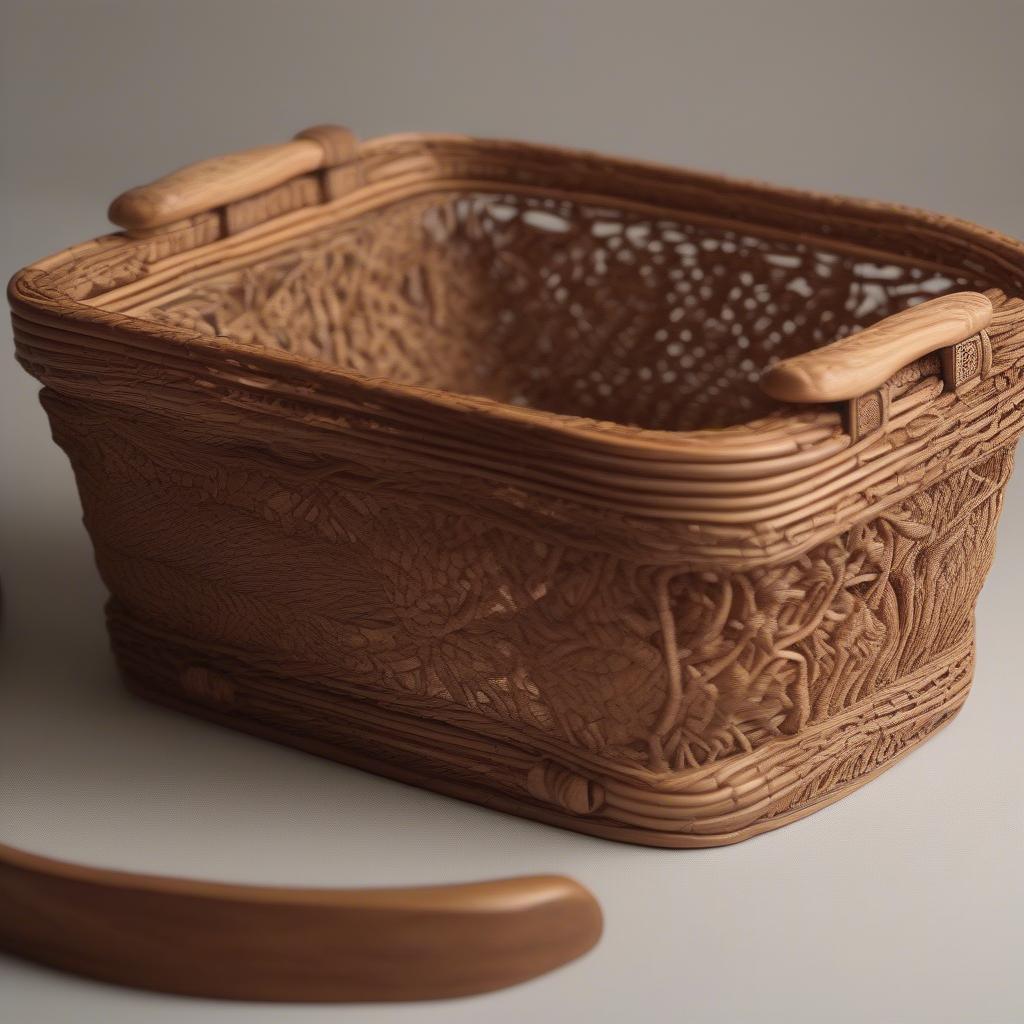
[0,840,602,1001]
[108,125,356,231]
[761,292,993,404]
[761,292,993,440]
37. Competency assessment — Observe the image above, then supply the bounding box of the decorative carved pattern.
[954,335,981,386]
[40,393,1015,785]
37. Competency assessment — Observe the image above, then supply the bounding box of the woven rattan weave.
[11,126,1024,847]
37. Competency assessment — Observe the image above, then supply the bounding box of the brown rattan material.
[11,127,1024,847]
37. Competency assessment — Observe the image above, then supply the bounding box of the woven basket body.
[11,129,1024,847]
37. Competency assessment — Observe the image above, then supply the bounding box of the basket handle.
[760,292,993,440]
[0,839,601,1001]
[107,124,356,232]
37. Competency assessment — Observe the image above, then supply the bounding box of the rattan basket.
[11,126,1024,847]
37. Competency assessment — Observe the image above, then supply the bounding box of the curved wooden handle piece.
[0,841,602,1002]
[760,292,993,404]
[108,125,356,231]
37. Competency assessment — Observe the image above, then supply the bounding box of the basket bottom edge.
[108,611,975,849]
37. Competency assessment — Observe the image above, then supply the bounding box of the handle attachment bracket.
[760,292,993,441]
[108,124,357,235]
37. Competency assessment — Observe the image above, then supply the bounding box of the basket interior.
[138,188,972,431]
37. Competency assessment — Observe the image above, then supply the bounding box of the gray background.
[2,2,1023,1021]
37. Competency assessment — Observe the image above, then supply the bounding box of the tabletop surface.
[3,4,1023,1022]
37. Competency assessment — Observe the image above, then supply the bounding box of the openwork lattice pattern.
[142,191,969,431]
[11,132,1024,846]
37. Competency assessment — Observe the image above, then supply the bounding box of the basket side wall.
[40,389,1013,782]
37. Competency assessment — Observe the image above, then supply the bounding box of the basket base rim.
[110,608,976,849]
[122,677,970,848]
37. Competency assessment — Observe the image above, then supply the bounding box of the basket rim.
[10,131,1024,465]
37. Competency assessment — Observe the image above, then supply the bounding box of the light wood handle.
[760,292,993,403]
[108,125,356,231]
[0,840,602,1002]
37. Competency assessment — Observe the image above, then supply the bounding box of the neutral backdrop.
[2,2,1023,1022]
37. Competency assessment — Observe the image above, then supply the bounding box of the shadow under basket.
[11,126,1024,847]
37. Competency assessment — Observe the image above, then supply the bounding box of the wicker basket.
[11,126,1024,848]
